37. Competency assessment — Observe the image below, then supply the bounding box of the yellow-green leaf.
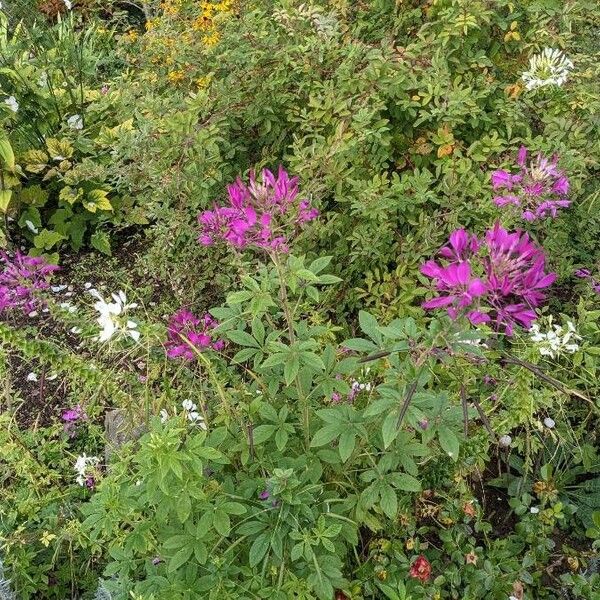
[0,135,15,170]
[59,186,83,205]
[0,189,12,212]
[23,149,49,174]
[84,189,113,212]
[46,138,73,160]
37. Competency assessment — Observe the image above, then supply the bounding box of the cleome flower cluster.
[0,251,59,314]
[491,147,570,222]
[197,166,318,253]
[521,48,574,91]
[165,308,225,360]
[421,223,556,335]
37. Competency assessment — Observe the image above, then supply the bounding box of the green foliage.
[0,0,600,598]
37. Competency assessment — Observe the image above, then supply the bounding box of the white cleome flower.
[529,320,581,359]
[522,48,574,90]
[4,96,18,113]
[67,114,83,130]
[73,453,99,486]
[90,289,140,342]
[181,400,207,429]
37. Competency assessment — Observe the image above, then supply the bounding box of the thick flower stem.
[271,252,310,449]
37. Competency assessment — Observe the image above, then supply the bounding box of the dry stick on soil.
[502,356,594,406]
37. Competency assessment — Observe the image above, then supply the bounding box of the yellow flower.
[203,31,220,47]
[193,15,213,30]
[405,538,415,550]
[196,76,211,89]
[40,531,56,547]
[167,70,185,83]
[124,29,139,42]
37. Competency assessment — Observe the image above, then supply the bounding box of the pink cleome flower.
[0,251,59,313]
[421,223,556,335]
[197,166,318,252]
[491,147,570,221]
[165,309,225,360]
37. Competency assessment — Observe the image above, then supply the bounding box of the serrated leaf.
[33,229,65,250]
[90,230,111,255]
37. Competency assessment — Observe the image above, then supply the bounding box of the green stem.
[271,252,310,449]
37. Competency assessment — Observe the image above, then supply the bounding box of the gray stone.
[104,409,146,461]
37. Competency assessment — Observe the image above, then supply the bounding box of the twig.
[460,385,468,437]
[396,379,419,428]
[502,356,594,406]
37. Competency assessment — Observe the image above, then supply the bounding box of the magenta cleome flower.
[491,147,570,222]
[421,223,556,335]
[165,309,224,360]
[0,251,59,314]
[574,267,600,295]
[198,166,318,252]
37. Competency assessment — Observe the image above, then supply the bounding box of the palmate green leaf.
[390,473,422,493]
[338,431,356,462]
[310,424,342,447]
[252,424,276,444]
[359,310,382,343]
[227,329,260,347]
[232,348,259,363]
[438,426,460,461]
[274,427,288,450]
[90,231,111,256]
[309,255,332,273]
[226,290,254,305]
[168,545,194,573]
[221,502,246,515]
[381,412,398,449]
[342,338,378,352]
[176,492,192,523]
[194,541,208,564]
[363,397,396,418]
[249,533,270,567]
[379,484,398,519]
[34,228,65,250]
[213,509,231,536]
[284,354,300,385]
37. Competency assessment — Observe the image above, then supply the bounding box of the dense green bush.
[0,0,599,599]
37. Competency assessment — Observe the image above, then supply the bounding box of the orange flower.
[463,501,476,517]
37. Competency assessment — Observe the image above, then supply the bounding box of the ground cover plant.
[0,0,600,598]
